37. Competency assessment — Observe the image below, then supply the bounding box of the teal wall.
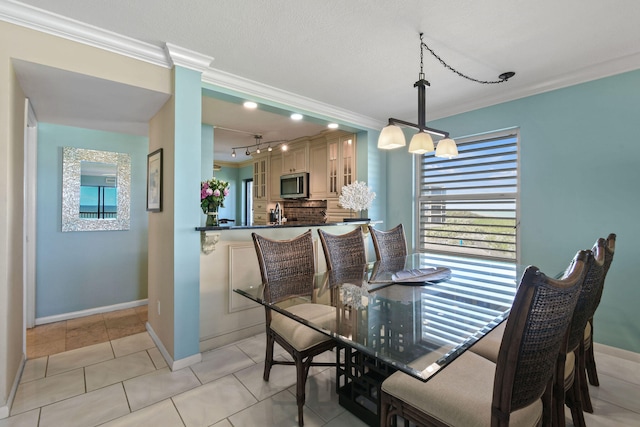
[388,70,640,352]
[172,66,202,360]
[36,123,148,318]
[212,166,240,223]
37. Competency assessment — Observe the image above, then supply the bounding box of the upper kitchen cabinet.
[282,142,309,174]
[309,137,328,199]
[269,153,283,202]
[328,133,357,196]
[253,156,268,201]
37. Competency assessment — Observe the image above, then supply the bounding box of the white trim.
[35,299,148,325]
[23,98,37,331]
[0,0,168,67]
[164,42,213,73]
[145,323,202,371]
[0,354,25,419]
[593,342,640,364]
[202,67,384,131]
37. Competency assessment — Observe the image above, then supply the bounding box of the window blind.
[417,131,518,261]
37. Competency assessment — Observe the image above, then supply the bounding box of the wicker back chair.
[380,250,590,427]
[318,228,366,270]
[252,230,336,426]
[551,240,604,426]
[584,233,616,392]
[370,224,407,261]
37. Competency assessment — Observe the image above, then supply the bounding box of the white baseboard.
[35,299,148,325]
[145,322,201,371]
[0,353,25,419]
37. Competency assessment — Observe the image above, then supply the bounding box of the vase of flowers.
[201,177,230,227]
[338,181,375,221]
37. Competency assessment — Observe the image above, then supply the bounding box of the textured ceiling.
[7,0,640,162]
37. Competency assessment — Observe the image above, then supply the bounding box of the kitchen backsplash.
[282,200,328,223]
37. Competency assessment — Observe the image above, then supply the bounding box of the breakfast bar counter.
[197,221,380,353]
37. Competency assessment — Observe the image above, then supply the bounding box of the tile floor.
[26,307,148,359]
[7,319,640,426]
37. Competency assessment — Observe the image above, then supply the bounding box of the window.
[79,185,117,219]
[417,130,519,261]
[244,178,253,225]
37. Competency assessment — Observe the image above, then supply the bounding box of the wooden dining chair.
[318,227,366,270]
[379,250,590,427]
[582,233,616,410]
[370,224,407,261]
[471,241,606,427]
[252,230,336,426]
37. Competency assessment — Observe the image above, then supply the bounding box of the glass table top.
[234,252,527,381]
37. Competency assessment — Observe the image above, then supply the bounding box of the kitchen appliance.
[280,172,309,199]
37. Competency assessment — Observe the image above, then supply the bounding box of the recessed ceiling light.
[290,113,303,121]
[328,123,339,129]
[243,101,258,109]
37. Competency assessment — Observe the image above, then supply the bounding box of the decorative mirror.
[62,147,131,232]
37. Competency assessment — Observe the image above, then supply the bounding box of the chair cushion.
[271,303,335,352]
[468,321,505,363]
[382,351,542,427]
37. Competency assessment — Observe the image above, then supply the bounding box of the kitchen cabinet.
[269,153,283,202]
[328,133,356,196]
[309,139,328,199]
[282,143,308,174]
[252,156,268,225]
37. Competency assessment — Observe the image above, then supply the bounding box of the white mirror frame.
[62,147,131,232]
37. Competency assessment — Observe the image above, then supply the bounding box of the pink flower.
[201,188,209,200]
[223,188,230,196]
[213,189,221,197]
[206,188,213,196]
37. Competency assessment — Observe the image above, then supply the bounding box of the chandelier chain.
[420,38,510,84]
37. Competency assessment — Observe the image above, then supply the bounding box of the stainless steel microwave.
[280,172,309,199]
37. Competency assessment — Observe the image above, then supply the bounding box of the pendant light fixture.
[378,33,515,158]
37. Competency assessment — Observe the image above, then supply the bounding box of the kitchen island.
[196,220,380,352]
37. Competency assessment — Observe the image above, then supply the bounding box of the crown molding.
[202,67,384,131]
[0,0,169,67]
[431,50,640,121]
[164,43,213,73]
[1,0,381,132]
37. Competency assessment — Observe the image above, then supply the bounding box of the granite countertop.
[195,220,380,232]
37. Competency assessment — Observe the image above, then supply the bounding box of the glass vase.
[206,206,219,227]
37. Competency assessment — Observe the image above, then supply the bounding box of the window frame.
[415,128,520,262]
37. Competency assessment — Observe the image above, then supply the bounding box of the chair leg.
[566,376,586,427]
[263,331,275,381]
[295,354,314,427]
[577,341,594,413]
[585,320,600,387]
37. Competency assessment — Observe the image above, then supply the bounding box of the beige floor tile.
[227,390,326,427]
[39,383,129,427]
[65,313,105,330]
[191,345,256,384]
[86,350,156,391]
[588,373,640,413]
[290,368,344,422]
[590,350,640,386]
[211,419,234,427]
[20,357,47,383]
[99,399,184,427]
[26,340,65,360]
[147,347,167,369]
[26,322,66,346]
[46,341,113,376]
[10,369,85,415]
[172,375,257,427]
[111,332,155,357]
[123,367,201,411]
[568,397,640,427]
[323,410,369,427]
[65,326,110,351]
[0,408,40,427]
[234,333,287,363]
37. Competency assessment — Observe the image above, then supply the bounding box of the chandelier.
[378,33,515,158]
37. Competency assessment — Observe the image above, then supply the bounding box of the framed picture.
[146,148,163,212]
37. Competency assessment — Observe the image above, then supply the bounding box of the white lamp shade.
[378,124,406,149]
[408,132,434,154]
[435,138,458,158]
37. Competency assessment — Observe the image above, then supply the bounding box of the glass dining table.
[234,252,527,426]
